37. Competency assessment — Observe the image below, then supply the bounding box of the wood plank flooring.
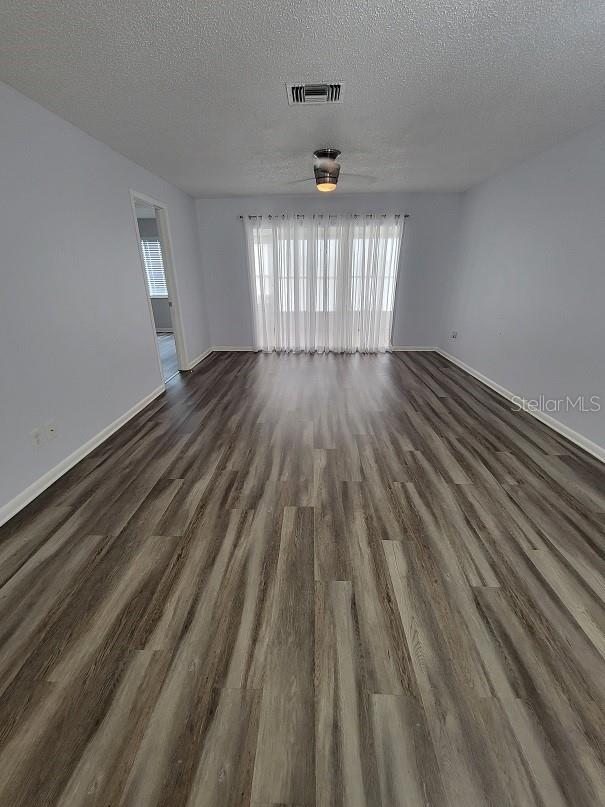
[1,350,604,806]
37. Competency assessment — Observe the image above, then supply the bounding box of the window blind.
[141,239,168,297]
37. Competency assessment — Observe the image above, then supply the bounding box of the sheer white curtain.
[244,214,404,353]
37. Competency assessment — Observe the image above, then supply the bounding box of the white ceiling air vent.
[286,83,344,105]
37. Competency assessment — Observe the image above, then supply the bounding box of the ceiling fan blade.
[284,177,315,185]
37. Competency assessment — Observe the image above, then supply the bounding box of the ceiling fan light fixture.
[313,149,341,192]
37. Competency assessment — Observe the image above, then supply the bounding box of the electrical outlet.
[451,330,458,339]
[30,428,42,447]
[46,422,57,440]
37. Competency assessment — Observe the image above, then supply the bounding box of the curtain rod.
[239,213,409,220]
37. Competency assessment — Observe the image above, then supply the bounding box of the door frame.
[130,190,188,381]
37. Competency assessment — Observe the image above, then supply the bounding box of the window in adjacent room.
[140,238,168,297]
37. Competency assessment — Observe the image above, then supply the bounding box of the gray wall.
[195,192,462,348]
[0,80,211,520]
[137,216,172,332]
[136,216,159,240]
[440,121,605,450]
[150,299,172,331]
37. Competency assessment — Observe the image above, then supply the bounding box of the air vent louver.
[286,83,344,105]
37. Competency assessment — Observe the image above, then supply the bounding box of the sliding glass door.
[245,214,404,353]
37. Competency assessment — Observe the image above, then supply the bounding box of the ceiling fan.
[288,148,375,192]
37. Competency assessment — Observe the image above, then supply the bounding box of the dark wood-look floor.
[1,350,604,807]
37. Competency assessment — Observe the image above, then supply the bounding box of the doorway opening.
[131,192,186,383]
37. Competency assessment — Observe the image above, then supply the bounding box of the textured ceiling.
[1,1,605,196]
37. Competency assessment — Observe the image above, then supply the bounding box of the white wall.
[0,81,211,520]
[441,121,605,451]
[195,192,461,348]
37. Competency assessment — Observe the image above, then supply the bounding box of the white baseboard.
[436,348,518,401]
[436,348,605,464]
[0,385,165,528]
[186,347,213,370]
[390,346,439,352]
[212,346,258,352]
[186,346,256,370]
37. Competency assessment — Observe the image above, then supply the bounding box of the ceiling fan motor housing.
[313,148,341,187]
